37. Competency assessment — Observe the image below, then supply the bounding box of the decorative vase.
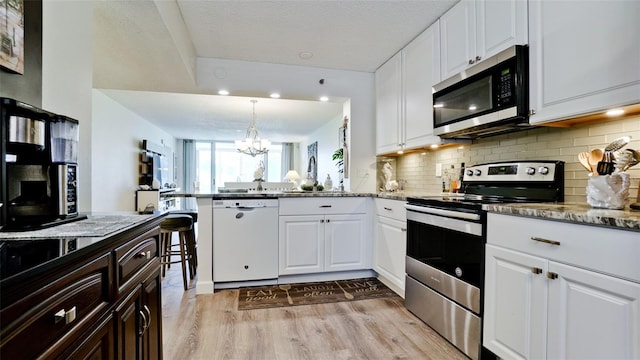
[586,172,630,209]
[324,174,333,190]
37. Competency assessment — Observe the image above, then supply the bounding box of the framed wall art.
[1,0,24,74]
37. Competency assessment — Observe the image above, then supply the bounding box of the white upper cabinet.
[402,23,442,151]
[375,52,402,155]
[440,0,528,80]
[528,0,640,124]
[375,21,441,155]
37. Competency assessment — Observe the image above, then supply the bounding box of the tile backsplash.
[388,115,640,203]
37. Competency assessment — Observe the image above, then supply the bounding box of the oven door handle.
[404,204,481,221]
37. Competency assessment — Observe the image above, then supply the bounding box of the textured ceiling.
[93,0,456,141]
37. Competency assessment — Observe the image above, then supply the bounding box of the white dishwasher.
[212,198,279,286]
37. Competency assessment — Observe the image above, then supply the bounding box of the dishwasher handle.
[234,206,259,211]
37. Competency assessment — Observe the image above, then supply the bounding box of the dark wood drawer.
[115,227,159,295]
[0,254,111,359]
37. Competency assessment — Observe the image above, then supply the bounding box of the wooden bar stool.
[170,211,198,277]
[160,214,194,290]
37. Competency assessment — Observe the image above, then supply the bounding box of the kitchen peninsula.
[0,212,167,359]
[169,191,377,294]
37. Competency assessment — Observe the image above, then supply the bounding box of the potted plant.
[332,148,344,191]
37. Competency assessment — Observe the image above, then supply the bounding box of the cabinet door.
[483,245,548,360]
[324,214,368,272]
[375,52,402,155]
[475,0,527,61]
[115,286,142,360]
[279,215,324,275]
[440,0,476,79]
[547,261,640,359]
[529,0,640,124]
[403,21,441,150]
[141,271,162,360]
[65,314,114,360]
[374,216,406,294]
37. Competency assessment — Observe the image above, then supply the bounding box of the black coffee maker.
[1,98,81,230]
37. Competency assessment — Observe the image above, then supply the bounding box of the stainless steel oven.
[405,160,564,360]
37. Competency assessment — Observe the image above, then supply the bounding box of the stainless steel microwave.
[433,45,530,139]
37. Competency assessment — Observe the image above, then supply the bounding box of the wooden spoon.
[588,148,604,176]
[335,281,354,300]
[578,152,592,172]
[279,284,293,304]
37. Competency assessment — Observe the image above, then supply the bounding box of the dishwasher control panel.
[213,199,279,208]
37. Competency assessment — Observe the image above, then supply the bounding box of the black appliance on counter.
[405,160,564,360]
[1,98,83,230]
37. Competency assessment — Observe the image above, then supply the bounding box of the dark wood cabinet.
[0,215,164,360]
[114,266,162,360]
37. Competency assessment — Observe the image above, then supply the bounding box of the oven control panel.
[463,161,559,182]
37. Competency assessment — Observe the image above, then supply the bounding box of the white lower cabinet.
[484,213,640,360]
[373,199,406,296]
[278,198,370,276]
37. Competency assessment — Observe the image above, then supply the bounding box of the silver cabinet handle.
[320,219,325,223]
[319,205,332,208]
[54,306,76,325]
[401,228,407,232]
[475,55,481,61]
[383,207,392,211]
[531,267,543,274]
[468,59,475,65]
[531,237,560,246]
[547,272,558,280]
[138,309,148,336]
[143,305,151,330]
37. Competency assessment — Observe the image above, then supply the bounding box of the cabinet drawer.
[115,227,159,294]
[0,254,111,359]
[279,197,368,215]
[375,198,407,222]
[487,213,640,282]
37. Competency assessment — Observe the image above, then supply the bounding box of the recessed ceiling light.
[606,108,624,116]
[430,144,439,149]
[468,105,477,111]
[319,96,329,102]
[397,150,404,155]
[299,51,313,60]
[270,93,280,98]
[218,90,229,96]
[433,103,444,108]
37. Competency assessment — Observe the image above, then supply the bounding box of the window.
[191,141,283,192]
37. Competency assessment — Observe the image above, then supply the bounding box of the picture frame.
[1,0,25,74]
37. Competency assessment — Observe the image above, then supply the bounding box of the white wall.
[197,58,376,192]
[92,91,176,211]
[41,0,94,211]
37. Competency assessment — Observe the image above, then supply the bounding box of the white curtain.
[183,140,196,192]
[281,142,294,179]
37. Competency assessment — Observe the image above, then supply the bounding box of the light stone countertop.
[166,190,433,202]
[0,212,160,240]
[483,202,640,232]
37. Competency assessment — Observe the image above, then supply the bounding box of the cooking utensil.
[588,148,604,176]
[624,149,640,171]
[597,151,615,175]
[604,136,631,152]
[578,152,593,172]
[335,281,354,300]
[279,284,293,305]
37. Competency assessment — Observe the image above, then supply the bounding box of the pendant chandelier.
[235,99,271,157]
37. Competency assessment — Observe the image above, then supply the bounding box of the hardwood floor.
[161,266,467,360]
